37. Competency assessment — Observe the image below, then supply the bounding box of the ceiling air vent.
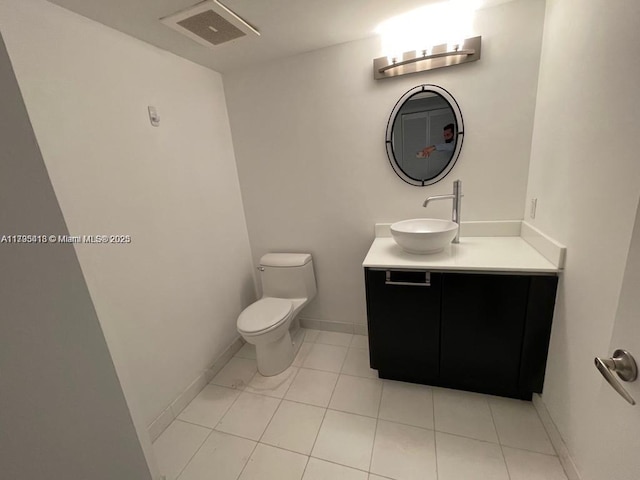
[160,0,259,48]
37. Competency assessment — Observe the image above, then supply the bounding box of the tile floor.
[153,330,568,480]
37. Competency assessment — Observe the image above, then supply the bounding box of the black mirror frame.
[385,84,464,186]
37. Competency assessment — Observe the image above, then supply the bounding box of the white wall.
[524,0,640,477]
[224,0,546,329]
[0,31,153,480]
[0,0,254,431]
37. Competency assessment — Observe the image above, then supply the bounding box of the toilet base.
[255,330,294,376]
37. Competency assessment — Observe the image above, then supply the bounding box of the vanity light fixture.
[373,36,481,80]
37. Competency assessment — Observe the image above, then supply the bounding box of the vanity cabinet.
[365,268,558,399]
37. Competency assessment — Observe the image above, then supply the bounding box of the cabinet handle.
[385,271,431,287]
[594,349,637,405]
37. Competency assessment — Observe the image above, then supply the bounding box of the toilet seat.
[237,297,293,335]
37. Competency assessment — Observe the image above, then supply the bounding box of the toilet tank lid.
[260,253,312,267]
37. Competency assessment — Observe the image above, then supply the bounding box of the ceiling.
[47,0,513,73]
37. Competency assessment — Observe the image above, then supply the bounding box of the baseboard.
[353,324,368,335]
[532,394,582,480]
[147,406,174,443]
[300,317,367,336]
[204,336,245,383]
[147,335,244,442]
[169,372,209,419]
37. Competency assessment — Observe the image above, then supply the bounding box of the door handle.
[594,349,637,405]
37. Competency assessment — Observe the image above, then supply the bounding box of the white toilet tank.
[259,253,317,301]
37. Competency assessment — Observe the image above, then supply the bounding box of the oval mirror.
[386,85,464,186]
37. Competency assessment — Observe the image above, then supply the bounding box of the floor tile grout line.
[174,379,244,430]
[174,417,216,431]
[324,365,343,412]
[253,366,318,465]
[434,430,439,480]
[285,369,339,408]
[531,398,563,457]
[338,365,379,381]
[249,368,296,446]
[488,399,505,445]
[208,379,255,438]
[301,343,350,373]
[432,387,439,480]
[299,363,375,377]
[309,454,372,475]
[244,365,300,400]
[486,399,559,456]
[315,340,354,348]
[183,422,256,445]
[329,373,383,417]
[259,438,315,458]
[488,399,513,480]
[432,429,505,447]
[292,341,312,368]
[305,359,344,465]
[368,378,386,474]
[432,387,439,434]
[255,397,285,445]
[306,454,371,475]
[313,330,355,347]
[234,439,260,480]
[280,364,303,398]
[274,395,331,410]
[325,405,379,420]
[172,425,214,480]
[336,343,350,374]
[226,357,296,478]
[211,390,283,445]
[341,349,376,378]
[306,405,329,470]
[501,444,566,458]
[172,417,337,462]
[300,454,312,480]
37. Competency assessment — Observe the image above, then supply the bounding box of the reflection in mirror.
[386,85,464,186]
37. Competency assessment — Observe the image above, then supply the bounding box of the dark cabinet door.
[519,275,559,395]
[440,273,530,397]
[365,269,441,383]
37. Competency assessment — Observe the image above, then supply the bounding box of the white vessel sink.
[390,218,459,254]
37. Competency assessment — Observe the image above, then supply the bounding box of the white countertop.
[363,236,559,273]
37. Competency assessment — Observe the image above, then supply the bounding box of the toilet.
[237,253,317,376]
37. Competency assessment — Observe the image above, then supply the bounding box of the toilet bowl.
[237,253,316,376]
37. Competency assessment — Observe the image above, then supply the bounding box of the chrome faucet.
[422,179,462,243]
